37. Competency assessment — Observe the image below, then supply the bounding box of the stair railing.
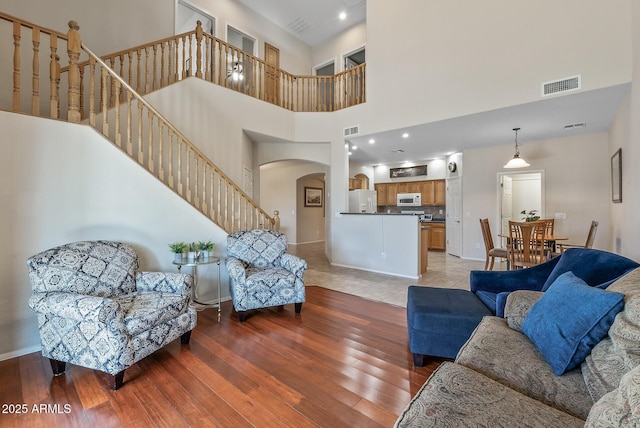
[70,23,279,233]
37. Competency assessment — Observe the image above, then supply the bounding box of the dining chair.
[541,218,556,256]
[557,220,599,253]
[508,220,547,269]
[479,218,509,270]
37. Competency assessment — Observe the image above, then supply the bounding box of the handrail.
[77,37,278,232]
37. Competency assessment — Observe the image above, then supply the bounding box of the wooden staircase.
[2,13,283,233]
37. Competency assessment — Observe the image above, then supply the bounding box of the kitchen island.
[332,212,421,278]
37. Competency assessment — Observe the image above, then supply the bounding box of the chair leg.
[412,353,426,367]
[108,371,125,390]
[237,311,247,322]
[180,330,192,344]
[488,256,495,271]
[484,256,490,270]
[295,302,302,314]
[49,358,66,376]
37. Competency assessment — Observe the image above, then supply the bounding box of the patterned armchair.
[27,241,197,390]
[226,229,307,322]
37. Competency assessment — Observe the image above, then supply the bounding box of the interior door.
[264,43,280,105]
[446,177,462,256]
[500,175,513,245]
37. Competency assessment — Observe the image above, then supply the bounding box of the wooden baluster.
[177,138,183,195]
[147,110,154,173]
[114,80,121,148]
[119,54,125,103]
[32,27,40,115]
[186,147,191,202]
[168,129,174,189]
[49,35,60,119]
[273,210,280,231]
[101,67,108,136]
[126,91,133,156]
[144,46,150,93]
[194,155,199,208]
[137,100,144,164]
[158,122,165,181]
[88,57,95,125]
[79,64,85,119]
[152,44,158,90]
[202,163,208,215]
[13,22,21,112]
[217,40,223,86]
[195,21,203,78]
[217,175,222,225]
[181,35,187,79]
[127,51,133,87]
[109,58,116,107]
[160,42,166,87]
[67,21,81,123]
[205,36,211,81]
[209,168,215,219]
[174,39,180,82]
[136,49,142,92]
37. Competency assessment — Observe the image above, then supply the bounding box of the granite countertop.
[340,212,446,222]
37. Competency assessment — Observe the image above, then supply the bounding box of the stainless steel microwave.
[397,193,421,207]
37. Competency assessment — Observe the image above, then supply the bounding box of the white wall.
[311,21,366,72]
[363,0,632,135]
[608,2,640,261]
[259,160,327,243]
[463,132,612,261]
[297,174,326,244]
[373,159,447,183]
[3,0,312,73]
[0,111,229,358]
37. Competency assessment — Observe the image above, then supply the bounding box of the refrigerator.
[349,189,377,213]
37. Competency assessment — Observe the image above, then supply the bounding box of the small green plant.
[168,241,187,254]
[521,210,540,222]
[188,242,199,252]
[199,240,214,251]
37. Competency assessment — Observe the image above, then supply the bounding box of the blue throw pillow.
[522,271,625,375]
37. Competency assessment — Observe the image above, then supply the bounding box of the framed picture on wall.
[304,187,323,207]
[611,148,622,203]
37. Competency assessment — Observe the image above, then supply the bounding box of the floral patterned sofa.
[226,229,307,322]
[27,241,197,390]
[396,267,640,427]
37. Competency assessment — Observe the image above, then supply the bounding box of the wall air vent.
[564,122,586,130]
[390,149,405,154]
[542,75,581,97]
[343,125,359,137]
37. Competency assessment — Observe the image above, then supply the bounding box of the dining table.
[499,233,568,254]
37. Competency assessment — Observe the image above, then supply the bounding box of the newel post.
[195,20,203,78]
[273,210,280,231]
[67,20,81,123]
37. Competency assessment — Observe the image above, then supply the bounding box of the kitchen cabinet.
[428,223,446,251]
[386,183,398,206]
[374,179,445,207]
[420,226,429,273]
[375,184,387,205]
[349,178,363,190]
[420,181,435,205]
[434,180,446,205]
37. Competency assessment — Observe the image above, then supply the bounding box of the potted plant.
[187,242,200,261]
[521,210,540,222]
[168,241,187,263]
[198,240,215,259]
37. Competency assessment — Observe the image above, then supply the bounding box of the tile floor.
[289,241,508,308]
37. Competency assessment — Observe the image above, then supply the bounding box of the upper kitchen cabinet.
[434,180,446,205]
[420,181,435,205]
[375,183,387,205]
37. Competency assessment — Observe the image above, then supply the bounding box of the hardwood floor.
[0,287,444,427]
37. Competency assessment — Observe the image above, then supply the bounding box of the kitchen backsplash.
[378,205,446,220]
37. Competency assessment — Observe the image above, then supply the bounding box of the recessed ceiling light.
[368,139,375,144]
[402,133,409,138]
[339,11,347,20]
[352,145,358,150]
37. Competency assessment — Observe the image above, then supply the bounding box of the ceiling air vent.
[343,125,359,137]
[564,122,586,130]
[542,75,581,97]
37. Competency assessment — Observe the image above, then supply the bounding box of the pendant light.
[504,127,530,168]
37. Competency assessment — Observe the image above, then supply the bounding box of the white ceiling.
[235,0,366,47]
[233,1,629,166]
[347,84,630,165]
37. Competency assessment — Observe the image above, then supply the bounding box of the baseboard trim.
[330,262,419,280]
[0,344,41,362]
